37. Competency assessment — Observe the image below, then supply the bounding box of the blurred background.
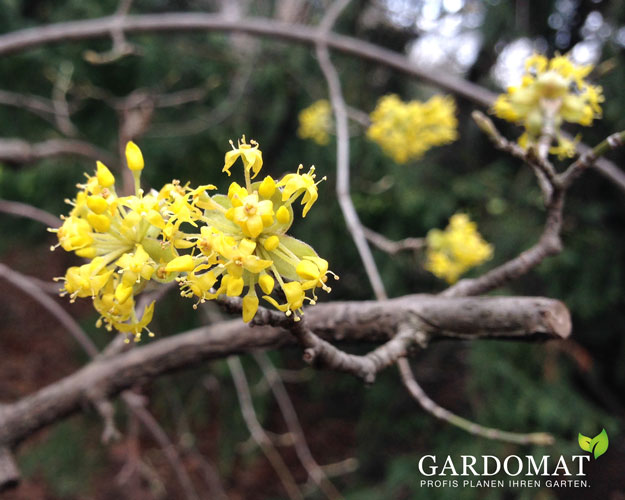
[0,0,624,498]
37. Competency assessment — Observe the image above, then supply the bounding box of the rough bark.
[0,295,570,451]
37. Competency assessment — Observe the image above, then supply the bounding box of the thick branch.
[0,295,570,448]
[0,13,623,191]
[0,15,494,104]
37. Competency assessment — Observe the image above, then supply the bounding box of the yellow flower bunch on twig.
[493,53,604,159]
[425,213,493,284]
[52,138,336,341]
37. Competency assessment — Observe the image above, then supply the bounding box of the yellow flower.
[367,94,458,164]
[56,216,94,252]
[277,165,324,217]
[425,213,493,284]
[298,99,333,145]
[220,238,273,277]
[231,192,274,238]
[55,137,335,333]
[493,53,603,157]
[223,135,263,178]
[263,281,306,319]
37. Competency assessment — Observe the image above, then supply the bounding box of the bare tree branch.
[316,0,387,299]
[227,356,304,500]
[0,295,570,453]
[0,13,622,191]
[0,138,116,167]
[0,89,56,118]
[0,262,99,357]
[397,359,554,445]
[0,199,61,228]
[254,352,343,499]
[363,226,425,255]
[0,447,19,493]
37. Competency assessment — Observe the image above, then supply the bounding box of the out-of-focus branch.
[0,199,61,228]
[561,131,625,188]
[0,13,622,190]
[147,65,253,138]
[124,399,199,500]
[0,262,99,357]
[0,262,196,496]
[363,226,425,255]
[51,61,78,137]
[316,0,387,299]
[0,446,19,493]
[254,352,343,499]
[0,138,116,167]
[227,357,303,500]
[398,360,554,445]
[0,89,56,119]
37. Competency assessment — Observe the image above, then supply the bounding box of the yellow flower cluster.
[366,94,458,164]
[493,53,604,159]
[297,99,333,145]
[425,213,493,284]
[52,138,335,341]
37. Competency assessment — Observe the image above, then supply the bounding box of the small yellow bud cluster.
[53,137,336,341]
[493,53,604,159]
[366,94,458,164]
[425,213,493,284]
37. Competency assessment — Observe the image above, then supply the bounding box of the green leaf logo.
[578,429,609,459]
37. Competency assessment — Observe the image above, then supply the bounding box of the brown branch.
[0,89,56,118]
[363,226,425,255]
[0,199,61,228]
[288,319,420,384]
[0,446,19,493]
[0,13,623,191]
[397,358,554,445]
[316,0,387,299]
[0,295,570,451]
[0,263,99,357]
[561,130,625,188]
[254,352,343,499]
[124,399,200,500]
[227,357,303,500]
[0,138,116,167]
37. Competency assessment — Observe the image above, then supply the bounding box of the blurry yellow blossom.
[493,53,603,159]
[367,94,458,164]
[52,137,336,340]
[298,99,333,145]
[425,213,493,284]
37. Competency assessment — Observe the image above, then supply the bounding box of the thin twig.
[123,399,200,500]
[397,358,554,445]
[0,138,117,167]
[226,356,304,500]
[51,61,78,137]
[0,12,623,190]
[254,352,343,499]
[0,199,61,228]
[561,130,625,188]
[0,263,99,357]
[316,0,387,300]
[363,226,425,255]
